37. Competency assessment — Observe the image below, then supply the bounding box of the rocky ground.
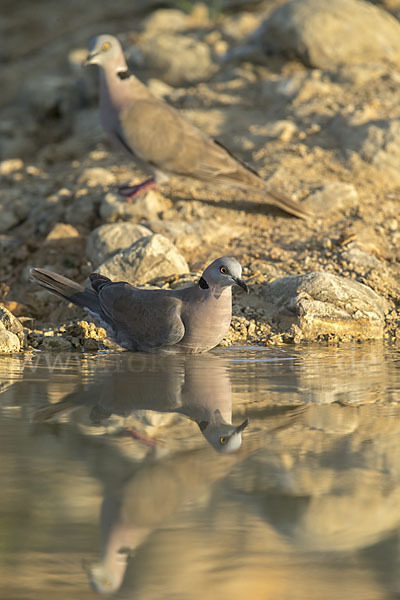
[1,0,400,352]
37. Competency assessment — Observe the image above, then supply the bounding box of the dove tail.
[265,187,312,220]
[89,273,112,293]
[30,268,101,314]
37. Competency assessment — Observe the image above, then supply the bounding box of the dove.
[83,34,310,219]
[30,257,247,354]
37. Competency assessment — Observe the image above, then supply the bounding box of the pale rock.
[0,158,24,175]
[78,167,116,188]
[0,305,24,353]
[45,223,81,243]
[86,222,152,267]
[237,0,400,69]
[0,327,20,353]
[340,247,383,270]
[137,33,216,86]
[143,9,193,33]
[332,118,400,186]
[261,271,389,340]
[97,234,189,284]
[145,219,243,252]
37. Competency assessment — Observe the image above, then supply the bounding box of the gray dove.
[30,257,247,353]
[83,34,310,219]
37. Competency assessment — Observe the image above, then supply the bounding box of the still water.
[1,343,400,600]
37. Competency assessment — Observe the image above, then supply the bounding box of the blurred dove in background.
[83,34,310,219]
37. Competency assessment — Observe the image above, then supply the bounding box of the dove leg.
[118,178,156,201]
[119,427,160,447]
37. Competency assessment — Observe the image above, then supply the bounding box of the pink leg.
[118,178,156,201]
[119,427,160,448]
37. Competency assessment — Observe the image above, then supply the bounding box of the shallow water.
[1,343,400,599]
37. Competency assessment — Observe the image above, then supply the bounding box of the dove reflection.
[86,443,244,594]
[34,353,248,453]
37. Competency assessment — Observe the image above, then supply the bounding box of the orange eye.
[102,42,111,51]
[220,266,227,274]
[219,437,227,445]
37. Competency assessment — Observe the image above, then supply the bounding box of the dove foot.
[118,178,156,201]
[119,427,160,447]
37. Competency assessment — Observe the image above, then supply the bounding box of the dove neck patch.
[199,277,209,289]
[117,69,132,80]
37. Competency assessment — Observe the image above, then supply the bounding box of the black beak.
[235,418,249,433]
[82,51,98,67]
[233,278,248,293]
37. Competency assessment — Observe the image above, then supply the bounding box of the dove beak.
[236,418,249,433]
[233,278,248,293]
[82,51,99,67]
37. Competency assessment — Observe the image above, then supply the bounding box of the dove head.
[199,257,248,292]
[86,556,127,595]
[199,418,249,453]
[84,34,127,71]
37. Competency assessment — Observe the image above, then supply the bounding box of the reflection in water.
[33,354,249,453]
[87,443,244,593]
[1,344,400,598]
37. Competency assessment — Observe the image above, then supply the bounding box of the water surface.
[1,343,400,599]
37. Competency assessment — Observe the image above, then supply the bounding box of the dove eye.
[220,266,227,274]
[102,42,111,52]
[219,436,227,445]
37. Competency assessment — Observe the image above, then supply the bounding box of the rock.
[308,182,359,214]
[143,9,194,33]
[143,5,210,34]
[261,271,389,341]
[0,158,24,175]
[144,219,243,253]
[96,234,189,284]
[330,117,400,185]
[244,0,400,69]
[86,222,152,267]
[0,327,20,353]
[0,305,24,353]
[100,191,171,222]
[0,189,33,233]
[77,167,116,188]
[45,223,81,243]
[0,305,25,346]
[343,119,400,186]
[83,338,100,351]
[40,335,73,351]
[137,33,216,86]
[340,247,384,270]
